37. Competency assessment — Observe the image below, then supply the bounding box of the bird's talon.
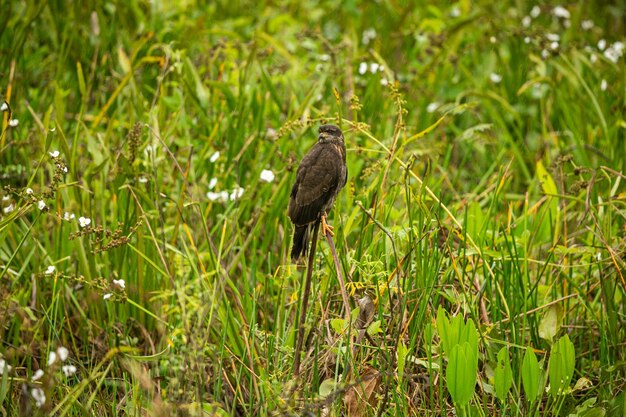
[321,215,335,237]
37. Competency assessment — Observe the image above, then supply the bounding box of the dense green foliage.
[1,1,625,415]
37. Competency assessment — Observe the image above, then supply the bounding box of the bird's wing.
[288,144,341,225]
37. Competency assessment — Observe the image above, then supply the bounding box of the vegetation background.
[1,0,625,415]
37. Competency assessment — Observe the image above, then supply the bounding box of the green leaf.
[447,342,478,407]
[493,347,513,402]
[538,304,562,343]
[397,341,409,385]
[548,334,575,397]
[522,347,540,404]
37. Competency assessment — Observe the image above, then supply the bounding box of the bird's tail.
[291,224,310,261]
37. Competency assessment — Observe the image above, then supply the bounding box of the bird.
[288,124,347,261]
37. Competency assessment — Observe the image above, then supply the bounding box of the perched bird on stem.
[288,124,347,261]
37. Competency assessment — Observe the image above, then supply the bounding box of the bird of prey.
[288,124,347,261]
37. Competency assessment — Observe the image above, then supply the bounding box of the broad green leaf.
[539,304,562,343]
[522,347,540,404]
[494,347,513,402]
[397,341,409,385]
[548,334,575,397]
[447,342,478,407]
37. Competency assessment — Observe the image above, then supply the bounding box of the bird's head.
[318,124,344,144]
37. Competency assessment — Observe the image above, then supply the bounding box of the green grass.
[1,1,625,415]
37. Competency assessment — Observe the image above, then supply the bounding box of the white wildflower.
[31,388,46,408]
[32,369,44,381]
[49,150,60,158]
[450,6,460,17]
[48,351,57,366]
[259,169,275,183]
[266,127,277,139]
[369,62,380,73]
[57,346,69,362]
[604,42,624,63]
[229,187,244,201]
[546,33,560,42]
[550,41,559,50]
[44,265,55,275]
[2,195,9,201]
[489,36,497,44]
[380,78,389,86]
[62,364,77,376]
[522,16,531,27]
[0,358,11,375]
[78,216,91,228]
[524,36,531,44]
[426,102,440,113]
[530,5,541,18]
[0,102,7,112]
[113,279,125,289]
[63,212,75,221]
[489,73,502,83]
[601,79,607,91]
[8,119,18,127]
[552,5,570,19]
[358,62,368,75]
[37,200,47,211]
[581,20,594,31]
[138,176,148,183]
[209,151,220,163]
[598,39,606,50]
[362,28,377,45]
[319,54,330,62]
[590,53,597,63]
[208,177,218,189]
[541,49,550,59]
[3,203,14,214]
[103,293,112,300]
[26,188,33,194]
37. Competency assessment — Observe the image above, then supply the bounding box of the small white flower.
[550,41,559,50]
[369,62,380,73]
[530,5,541,18]
[581,20,594,30]
[319,54,330,62]
[103,293,113,300]
[590,53,597,63]
[57,346,69,362]
[598,39,606,51]
[62,165,68,173]
[207,191,221,201]
[524,36,531,44]
[37,200,47,211]
[450,6,460,17]
[0,102,8,112]
[604,47,621,63]
[49,150,60,158]
[489,73,502,83]
[2,195,9,201]
[113,279,125,289]
[32,369,44,381]
[0,359,11,375]
[380,78,389,86]
[259,169,275,183]
[31,388,46,408]
[541,49,550,59]
[3,203,14,214]
[209,151,220,163]
[362,28,377,45]
[601,79,607,91]
[208,177,218,189]
[62,364,77,376]
[63,212,75,221]
[45,265,55,275]
[546,33,560,42]
[489,36,497,44]
[8,119,18,127]
[266,127,277,139]
[48,351,57,366]
[138,176,148,183]
[552,5,570,19]
[522,16,531,27]
[26,188,33,194]
[229,187,244,201]
[315,64,323,72]
[426,102,440,113]
[78,216,91,228]
[358,62,368,75]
